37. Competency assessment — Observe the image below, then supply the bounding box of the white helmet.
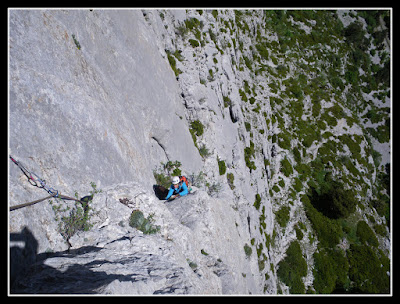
[172,176,180,185]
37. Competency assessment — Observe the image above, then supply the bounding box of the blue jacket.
[165,182,189,200]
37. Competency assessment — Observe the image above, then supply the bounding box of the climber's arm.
[165,186,174,200]
[179,182,188,197]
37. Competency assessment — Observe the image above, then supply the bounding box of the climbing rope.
[9,155,87,211]
[10,194,58,211]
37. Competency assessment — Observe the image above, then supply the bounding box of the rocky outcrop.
[9,9,265,294]
[12,182,260,294]
[9,8,202,256]
[9,8,391,295]
[9,9,202,206]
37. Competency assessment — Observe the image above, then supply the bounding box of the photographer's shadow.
[10,226,132,294]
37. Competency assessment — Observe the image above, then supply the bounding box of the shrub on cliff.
[280,157,293,177]
[190,120,204,136]
[308,175,358,220]
[129,210,160,235]
[303,195,343,248]
[244,141,256,171]
[218,157,226,175]
[313,248,349,293]
[189,39,200,48]
[347,244,390,293]
[153,160,182,188]
[277,240,307,293]
[166,50,182,77]
[356,220,379,247]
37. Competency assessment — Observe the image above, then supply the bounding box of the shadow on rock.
[153,184,169,200]
[10,227,133,294]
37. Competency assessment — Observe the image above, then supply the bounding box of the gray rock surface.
[12,182,259,294]
[9,8,391,295]
[9,9,202,253]
[9,9,202,198]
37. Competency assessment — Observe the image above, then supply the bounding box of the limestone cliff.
[9,9,391,295]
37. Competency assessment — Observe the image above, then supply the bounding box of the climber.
[165,176,189,201]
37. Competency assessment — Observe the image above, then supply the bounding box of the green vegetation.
[199,144,211,158]
[129,210,160,234]
[302,172,390,294]
[218,157,226,175]
[347,244,390,293]
[372,163,390,228]
[72,34,81,50]
[280,157,293,177]
[50,182,101,242]
[187,259,198,271]
[312,241,390,294]
[189,120,205,149]
[223,95,232,108]
[303,195,343,248]
[313,248,349,293]
[158,9,390,294]
[184,17,201,30]
[188,38,200,47]
[153,160,182,188]
[190,120,204,136]
[308,176,358,220]
[277,241,307,294]
[244,141,256,171]
[356,220,379,247]
[166,50,182,77]
[226,172,235,190]
[255,42,269,60]
[275,205,290,228]
[58,200,92,240]
[344,21,367,47]
[235,9,389,294]
[244,243,252,257]
[253,193,261,210]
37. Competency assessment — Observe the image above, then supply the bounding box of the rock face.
[9,9,202,201]
[12,183,259,294]
[9,10,261,294]
[9,9,391,295]
[9,9,202,253]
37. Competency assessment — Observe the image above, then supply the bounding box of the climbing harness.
[9,155,87,211]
